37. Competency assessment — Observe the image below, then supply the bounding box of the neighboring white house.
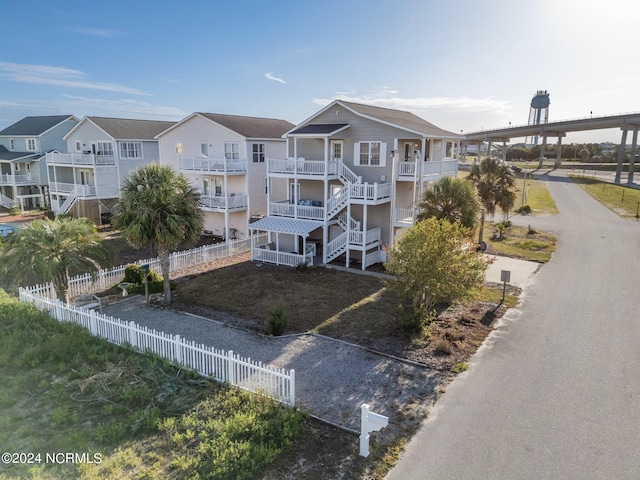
[249,100,460,269]
[0,115,78,211]
[156,113,294,240]
[46,116,175,224]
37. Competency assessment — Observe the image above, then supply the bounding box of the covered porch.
[249,217,323,268]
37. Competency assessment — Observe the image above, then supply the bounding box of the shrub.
[434,340,453,356]
[515,204,532,215]
[267,304,287,336]
[7,205,20,216]
[123,264,162,285]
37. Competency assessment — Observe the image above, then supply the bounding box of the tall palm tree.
[112,164,203,303]
[0,217,109,303]
[417,176,479,229]
[467,157,517,243]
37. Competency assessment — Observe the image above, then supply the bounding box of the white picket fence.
[18,287,295,406]
[17,232,295,406]
[64,236,263,299]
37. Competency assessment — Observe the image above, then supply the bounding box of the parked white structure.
[0,115,78,211]
[249,100,460,269]
[46,117,175,223]
[157,113,294,240]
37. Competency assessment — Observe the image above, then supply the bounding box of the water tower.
[526,90,550,146]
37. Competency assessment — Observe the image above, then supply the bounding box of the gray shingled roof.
[88,117,177,140]
[289,124,350,135]
[339,101,460,138]
[0,115,75,136]
[0,145,39,161]
[198,113,294,139]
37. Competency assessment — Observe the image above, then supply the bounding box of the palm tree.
[0,217,109,303]
[112,164,203,303]
[417,176,479,229]
[467,157,517,243]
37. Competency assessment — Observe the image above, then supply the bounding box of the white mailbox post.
[360,403,388,457]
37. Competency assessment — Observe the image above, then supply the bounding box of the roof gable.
[0,115,76,136]
[294,100,459,138]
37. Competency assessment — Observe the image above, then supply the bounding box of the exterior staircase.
[0,193,17,209]
[56,189,77,215]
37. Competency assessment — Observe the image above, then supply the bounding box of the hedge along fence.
[18,287,295,407]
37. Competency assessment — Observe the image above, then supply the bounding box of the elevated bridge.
[462,112,640,185]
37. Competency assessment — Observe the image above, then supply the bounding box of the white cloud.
[60,95,188,119]
[313,92,510,114]
[0,61,150,96]
[265,72,286,84]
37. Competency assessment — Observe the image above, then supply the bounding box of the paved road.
[388,172,640,480]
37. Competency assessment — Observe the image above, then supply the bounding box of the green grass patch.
[483,224,556,263]
[513,175,559,215]
[476,285,519,308]
[569,175,640,219]
[0,289,302,479]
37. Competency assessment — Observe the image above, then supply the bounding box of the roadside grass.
[569,175,640,219]
[483,224,557,263]
[458,170,558,215]
[0,289,303,480]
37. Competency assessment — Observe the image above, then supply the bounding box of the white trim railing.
[0,173,35,185]
[350,182,392,202]
[397,159,458,180]
[49,182,97,197]
[349,227,381,247]
[268,158,339,176]
[252,246,313,268]
[326,231,347,262]
[0,192,16,208]
[326,184,349,218]
[199,193,248,211]
[18,289,295,406]
[46,153,116,166]
[338,161,361,184]
[394,207,417,226]
[180,157,247,174]
[269,202,325,221]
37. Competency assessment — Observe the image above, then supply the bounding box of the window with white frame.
[224,143,240,160]
[95,142,114,155]
[9,138,14,150]
[26,138,37,151]
[252,143,265,163]
[75,141,82,152]
[213,177,223,195]
[119,142,143,159]
[200,143,209,158]
[176,142,183,154]
[355,141,385,166]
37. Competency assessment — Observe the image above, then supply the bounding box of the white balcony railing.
[46,153,116,166]
[394,207,417,226]
[349,227,381,247]
[268,158,339,176]
[350,182,392,202]
[199,193,248,210]
[49,182,97,197]
[180,157,246,174]
[252,247,313,268]
[269,202,324,221]
[397,159,458,180]
[0,173,37,185]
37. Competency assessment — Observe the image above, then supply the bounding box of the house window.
[119,142,142,159]
[9,138,14,150]
[94,142,113,155]
[200,143,209,158]
[359,142,381,166]
[26,138,37,151]
[213,177,223,196]
[252,143,265,163]
[75,141,82,152]
[331,141,343,161]
[176,142,183,154]
[224,143,240,160]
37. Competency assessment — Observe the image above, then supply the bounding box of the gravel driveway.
[103,296,441,433]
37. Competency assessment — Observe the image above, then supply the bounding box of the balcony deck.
[396,159,458,181]
[180,157,247,175]
[46,153,117,166]
[199,193,248,211]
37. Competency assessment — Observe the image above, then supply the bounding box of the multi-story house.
[249,100,460,269]
[156,113,294,240]
[0,115,78,211]
[46,117,175,223]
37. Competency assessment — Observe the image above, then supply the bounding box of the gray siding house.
[0,115,78,211]
[156,112,294,240]
[249,100,460,269]
[46,117,175,224]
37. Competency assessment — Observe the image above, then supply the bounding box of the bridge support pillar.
[556,136,563,167]
[614,128,628,184]
[538,136,547,169]
[628,129,638,186]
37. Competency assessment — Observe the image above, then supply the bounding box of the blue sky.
[2,0,639,143]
